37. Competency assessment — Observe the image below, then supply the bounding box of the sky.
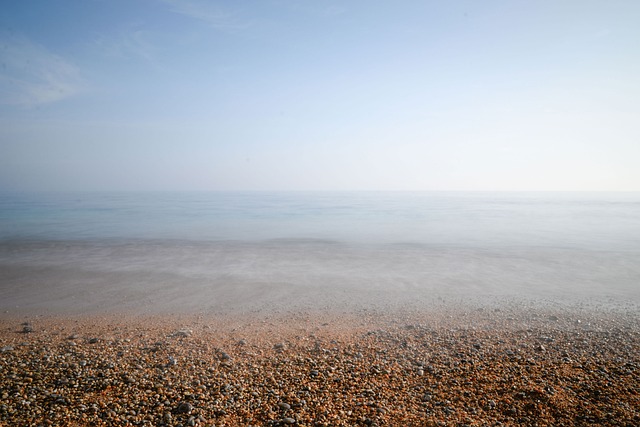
[1,0,639,192]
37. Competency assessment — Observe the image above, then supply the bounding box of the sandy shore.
[1,306,638,426]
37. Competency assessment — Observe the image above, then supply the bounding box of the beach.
[1,192,640,425]
[4,0,640,421]
[1,304,638,426]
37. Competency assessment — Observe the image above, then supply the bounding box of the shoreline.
[1,307,638,426]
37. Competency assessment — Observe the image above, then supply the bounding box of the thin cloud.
[94,26,159,63]
[323,5,347,17]
[271,1,347,18]
[0,35,85,108]
[160,0,252,31]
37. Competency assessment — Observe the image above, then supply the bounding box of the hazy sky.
[1,0,639,191]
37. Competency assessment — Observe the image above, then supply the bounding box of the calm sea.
[1,191,639,312]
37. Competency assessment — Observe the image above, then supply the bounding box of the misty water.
[1,191,639,314]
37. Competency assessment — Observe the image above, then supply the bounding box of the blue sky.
[1,0,639,191]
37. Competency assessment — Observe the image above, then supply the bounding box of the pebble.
[177,402,193,414]
[0,310,637,427]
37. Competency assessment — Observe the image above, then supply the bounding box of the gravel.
[0,307,638,426]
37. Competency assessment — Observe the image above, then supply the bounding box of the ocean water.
[1,191,639,313]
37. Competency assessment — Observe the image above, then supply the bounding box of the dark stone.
[177,402,193,414]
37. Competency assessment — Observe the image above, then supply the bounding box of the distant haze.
[1,1,639,192]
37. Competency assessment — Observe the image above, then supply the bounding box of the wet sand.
[1,306,638,426]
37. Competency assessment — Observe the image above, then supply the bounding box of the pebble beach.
[1,306,638,427]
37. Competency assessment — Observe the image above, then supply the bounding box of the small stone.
[0,346,13,352]
[278,402,291,411]
[173,329,192,338]
[282,417,295,424]
[22,325,33,333]
[88,338,99,344]
[177,402,193,414]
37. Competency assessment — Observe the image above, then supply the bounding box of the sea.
[1,191,639,314]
